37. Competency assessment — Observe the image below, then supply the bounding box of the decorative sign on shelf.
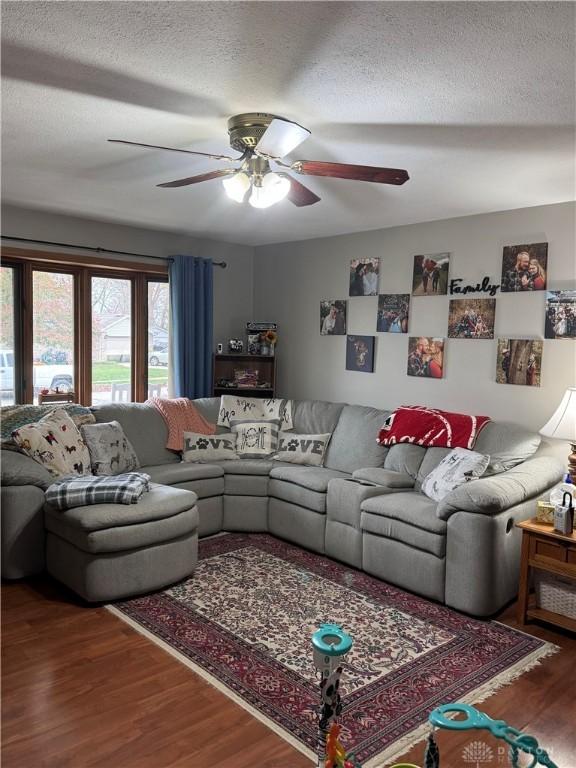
[449,277,500,297]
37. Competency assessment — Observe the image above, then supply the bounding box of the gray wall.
[254,202,575,433]
[1,204,254,344]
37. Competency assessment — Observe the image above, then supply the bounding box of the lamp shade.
[539,387,576,441]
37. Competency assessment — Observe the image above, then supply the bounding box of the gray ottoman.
[45,484,199,602]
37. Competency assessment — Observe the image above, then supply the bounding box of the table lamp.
[539,386,576,479]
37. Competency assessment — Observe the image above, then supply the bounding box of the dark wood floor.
[2,576,576,768]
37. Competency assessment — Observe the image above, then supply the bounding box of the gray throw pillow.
[80,421,140,476]
[273,432,332,467]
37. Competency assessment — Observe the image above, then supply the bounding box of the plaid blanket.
[45,472,151,511]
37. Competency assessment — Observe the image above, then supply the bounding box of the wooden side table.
[517,518,576,632]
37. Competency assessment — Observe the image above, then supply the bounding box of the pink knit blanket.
[148,397,215,451]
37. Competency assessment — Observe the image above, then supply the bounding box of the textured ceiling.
[1,1,574,246]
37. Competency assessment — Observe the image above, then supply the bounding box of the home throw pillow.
[230,418,280,459]
[273,432,332,467]
[218,396,293,430]
[11,408,91,477]
[80,421,140,476]
[182,432,239,462]
[421,447,490,502]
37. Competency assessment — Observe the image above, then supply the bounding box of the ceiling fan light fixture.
[248,172,291,209]
[222,171,251,202]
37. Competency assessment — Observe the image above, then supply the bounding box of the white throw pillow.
[421,447,490,502]
[11,408,91,477]
[182,432,239,462]
[230,419,280,459]
[218,396,293,430]
[273,432,332,467]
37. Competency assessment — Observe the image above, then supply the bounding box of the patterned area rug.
[109,534,555,767]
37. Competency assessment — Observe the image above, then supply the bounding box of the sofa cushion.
[268,479,327,513]
[291,400,345,434]
[1,449,54,489]
[215,459,276,475]
[324,404,389,473]
[474,421,540,475]
[91,403,179,466]
[44,482,198,555]
[45,483,196,530]
[269,465,350,493]
[144,461,224,485]
[225,473,269,497]
[384,443,426,478]
[352,467,415,489]
[361,493,447,557]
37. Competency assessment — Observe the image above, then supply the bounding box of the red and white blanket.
[377,405,491,449]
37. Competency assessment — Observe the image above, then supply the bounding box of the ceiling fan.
[108,113,409,209]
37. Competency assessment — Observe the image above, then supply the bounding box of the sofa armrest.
[436,456,563,520]
[351,467,415,488]
[1,449,53,490]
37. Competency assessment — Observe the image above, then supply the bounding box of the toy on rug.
[311,626,557,768]
[311,623,361,768]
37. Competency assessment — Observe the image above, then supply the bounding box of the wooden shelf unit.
[213,353,276,399]
[517,518,576,633]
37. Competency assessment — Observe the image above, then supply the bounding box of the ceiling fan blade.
[255,119,311,160]
[293,160,409,185]
[157,169,236,188]
[283,174,321,207]
[108,139,236,162]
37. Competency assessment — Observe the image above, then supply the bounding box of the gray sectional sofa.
[1,397,563,615]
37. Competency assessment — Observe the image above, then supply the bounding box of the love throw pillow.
[230,419,280,459]
[182,432,239,462]
[273,432,332,467]
[421,447,490,502]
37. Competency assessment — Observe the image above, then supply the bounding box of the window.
[32,271,75,403]
[0,266,16,405]
[1,248,168,405]
[92,276,132,404]
[147,280,169,399]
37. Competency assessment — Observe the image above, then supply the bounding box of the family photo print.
[320,300,347,335]
[500,242,548,292]
[496,339,543,387]
[411,253,450,296]
[349,258,380,296]
[407,337,445,378]
[377,294,410,333]
[545,290,576,339]
[346,335,375,373]
[448,298,496,339]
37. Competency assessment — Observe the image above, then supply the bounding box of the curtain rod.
[0,235,227,268]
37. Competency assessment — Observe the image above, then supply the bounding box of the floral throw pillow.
[182,432,239,462]
[11,408,91,477]
[230,418,280,459]
[80,421,141,476]
[421,447,490,502]
[273,432,332,467]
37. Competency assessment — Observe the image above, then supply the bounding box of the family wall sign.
[449,276,500,297]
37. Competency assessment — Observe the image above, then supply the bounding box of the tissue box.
[536,500,555,525]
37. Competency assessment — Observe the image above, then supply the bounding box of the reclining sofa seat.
[0,398,563,616]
